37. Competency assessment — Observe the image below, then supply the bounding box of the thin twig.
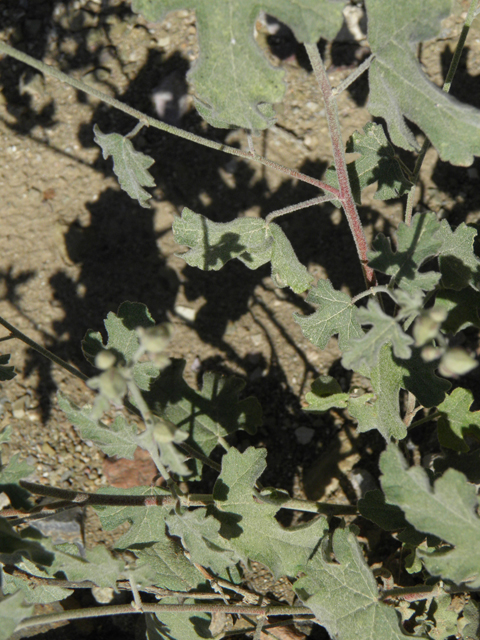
[404,0,479,225]
[16,603,313,632]
[332,54,375,96]
[265,194,335,224]
[304,43,376,287]
[0,315,87,383]
[0,40,339,197]
[351,285,395,305]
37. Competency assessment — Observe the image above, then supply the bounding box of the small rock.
[151,71,190,125]
[295,426,314,445]
[174,305,197,322]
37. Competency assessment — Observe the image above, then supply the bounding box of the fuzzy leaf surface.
[165,508,238,576]
[213,447,328,578]
[368,212,443,294]
[173,209,313,293]
[0,454,33,486]
[133,540,206,592]
[146,601,211,640]
[294,527,411,640]
[342,299,413,371]
[435,288,480,334]
[358,489,410,531]
[93,125,154,207]
[57,393,138,459]
[437,221,480,290]
[94,486,171,549]
[148,360,261,463]
[304,375,349,412]
[0,591,34,640]
[0,354,15,381]
[366,0,480,165]
[437,388,480,453]
[294,279,363,351]
[132,0,344,130]
[82,301,160,390]
[47,544,125,591]
[324,122,412,205]
[380,444,480,588]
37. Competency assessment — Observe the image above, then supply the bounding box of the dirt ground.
[1,0,480,638]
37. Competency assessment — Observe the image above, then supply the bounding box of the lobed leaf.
[213,447,329,578]
[132,0,345,130]
[294,279,363,351]
[146,600,211,640]
[57,393,138,459]
[435,288,480,334]
[173,209,313,293]
[436,221,480,291]
[82,301,161,390]
[93,125,155,208]
[342,299,413,371]
[380,444,480,588]
[294,527,411,640]
[303,375,349,412]
[46,544,125,591]
[436,387,480,453]
[2,558,73,604]
[368,212,443,294]
[366,0,480,166]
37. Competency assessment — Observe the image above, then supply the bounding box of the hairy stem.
[16,603,313,631]
[305,43,376,287]
[265,194,335,224]
[0,315,87,383]
[0,40,339,197]
[405,0,479,224]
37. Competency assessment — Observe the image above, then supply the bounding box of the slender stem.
[405,0,479,225]
[408,411,440,430]
[305,43,376,287]
[16,603,313,631]
[177,441,222,472]
[265,194,335,224]
[274,497,357,517]
[0,40,339,197]
[351,285,395,305]
[0,315,87,382]
[332,54,375,96]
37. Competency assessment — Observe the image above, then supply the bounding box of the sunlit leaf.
[380,444,480,588]
[57,393,138,459]
[146,599,211,640]
[366,0,480,165]
[93,125,155,207]
[437,221,480,291]
[173,209,313,293]
[294,279,363,350]
[132,0,345,130]
[294,527,409,640]
[2,558,73,604]
[368,212,443,294]
[46,544,125,591]
[0,591,34,640]
[213,447,328,578]
[342,300,413,371]
[437,388,480,453]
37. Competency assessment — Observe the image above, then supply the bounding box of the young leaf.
[132,0,345,130]
[94,486,171,549]
[380,444,480,588]
[368,212,443,294]
[93,125,155,208]
[324,122,412,205]
[294,527,410,640]
[294,279,363,351]
[0,591,34,640]
[0,354,15,381]
[147,360,261,464]
[213,447,329,578]
[436,388,480,453]
[82,301,161,390]
[303,375,349,412]
[173,209,313,293]
[146,601,211,640]
[165,508,239,577]
[57,393,138,459]
[366,0,480,166]
[436,221,480,291]
[132,539,207,592]
[342,299,413,371]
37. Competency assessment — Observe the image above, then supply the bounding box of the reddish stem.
[305,43,376,288]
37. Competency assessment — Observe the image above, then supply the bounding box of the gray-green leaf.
[366,0,480,165]
[380,444,480,588]
[93,125,155,207]
[0,591,34,640]
[303,375,349,412]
